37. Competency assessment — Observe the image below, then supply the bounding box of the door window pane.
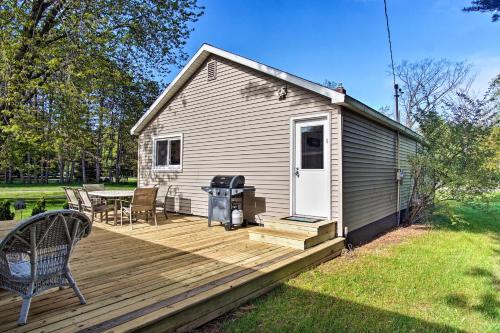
[156,140,169,166]
[301,125,324,169]
[169,139,181,165]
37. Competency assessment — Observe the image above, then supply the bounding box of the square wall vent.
[207,60,217,81]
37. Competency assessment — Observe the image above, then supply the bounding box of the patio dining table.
[87,190,134,226]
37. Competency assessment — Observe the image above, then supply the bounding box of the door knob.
[295,167,300,177]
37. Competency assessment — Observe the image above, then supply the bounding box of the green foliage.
[407,76,499,223]
[463,0,500,22]
[31,197,46,216]
[0,0,204,184]
[62,201,69,209]
[0,201,15,220]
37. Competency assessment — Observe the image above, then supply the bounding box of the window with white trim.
[153,134,182,171]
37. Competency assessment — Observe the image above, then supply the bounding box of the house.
[131,44,421,245]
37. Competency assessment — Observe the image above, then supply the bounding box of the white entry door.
[293,118,330,218]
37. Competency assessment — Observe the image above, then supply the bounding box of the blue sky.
[163,0,499,111]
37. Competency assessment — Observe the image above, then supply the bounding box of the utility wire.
[383,0,396,86]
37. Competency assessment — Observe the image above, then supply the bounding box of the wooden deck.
[0,215,344,333]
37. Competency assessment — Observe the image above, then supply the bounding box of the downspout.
[396,131,401,226]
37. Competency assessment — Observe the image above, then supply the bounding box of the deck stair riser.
[263,220,336,237]
[248,220,337,250]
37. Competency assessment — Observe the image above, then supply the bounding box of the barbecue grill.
[201,175,255,231]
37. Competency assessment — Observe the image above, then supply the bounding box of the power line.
[383,0,401,123]
[383,0,396,86]
[383,0,402,227]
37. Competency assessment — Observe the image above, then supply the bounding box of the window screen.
[155,140,169,166]
[169,139,181,165]
[154,136,182,169]
[301,125,324,169]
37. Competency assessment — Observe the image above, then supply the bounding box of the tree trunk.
[115,146,122,184]
[58,156,65,184]
[115,127,122,183]
[64,161,69,184]
[69,160,75,183]
[5,164,12,184]
[95,156,100,183]
[39,159,44,184]
[44,154,49,183]
[81,155,87,184]
[27,152,32,184]
[95,104,104,183]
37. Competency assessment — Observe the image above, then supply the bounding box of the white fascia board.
[130,44,345,135]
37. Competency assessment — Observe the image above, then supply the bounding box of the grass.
[221,195,499,333]
[0,184,497,331]
[0,181,137,220]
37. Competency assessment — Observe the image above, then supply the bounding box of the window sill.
[152,167,182,173]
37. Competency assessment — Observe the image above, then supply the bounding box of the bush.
[62,201,69,209]
[0,201,15,220]
[31,197,47,216]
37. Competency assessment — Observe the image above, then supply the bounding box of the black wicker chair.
[0,210,92,325]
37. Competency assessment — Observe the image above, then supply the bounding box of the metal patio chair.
[82,184,106,205]
[76,188,112,223]
[120,187,158,229]
[62,187,80,211]
[0,210,91,325]
[155,185,174,220]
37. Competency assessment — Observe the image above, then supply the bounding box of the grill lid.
[210,175,245,188]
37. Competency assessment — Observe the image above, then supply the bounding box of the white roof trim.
[130,43,422,142]
[130,44,345,135]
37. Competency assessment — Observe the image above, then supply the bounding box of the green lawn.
[222,196,499,333]
[0,181,136,220]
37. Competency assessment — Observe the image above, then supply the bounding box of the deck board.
[0,214,344,333]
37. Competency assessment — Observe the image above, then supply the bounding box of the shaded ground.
[197,196,499,333]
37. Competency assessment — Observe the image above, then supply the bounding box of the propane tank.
[231,209,243,226]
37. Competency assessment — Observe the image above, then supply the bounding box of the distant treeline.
[0,1,204,184]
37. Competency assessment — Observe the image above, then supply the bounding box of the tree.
[406,76,499,224]
[0,0,203,183]
[463,0,500,22]
[322,80,339,89]
[394,59,472,129]
[0,0,203,112]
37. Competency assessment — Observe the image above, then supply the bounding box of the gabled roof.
[131,44,422,141]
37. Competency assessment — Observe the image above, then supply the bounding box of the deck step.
[264,219,336,237]
[248,228,333,250]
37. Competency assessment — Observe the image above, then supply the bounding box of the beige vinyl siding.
[342,110,397,232]
[399,135,417,209]
[342,109,418,232]
[138,55,341,222]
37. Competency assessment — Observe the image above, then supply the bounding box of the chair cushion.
[8,260,31,278]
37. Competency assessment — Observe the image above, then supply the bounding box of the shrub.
[31,197,47,216]
[62,201,69,209]
[0,201,15,220]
